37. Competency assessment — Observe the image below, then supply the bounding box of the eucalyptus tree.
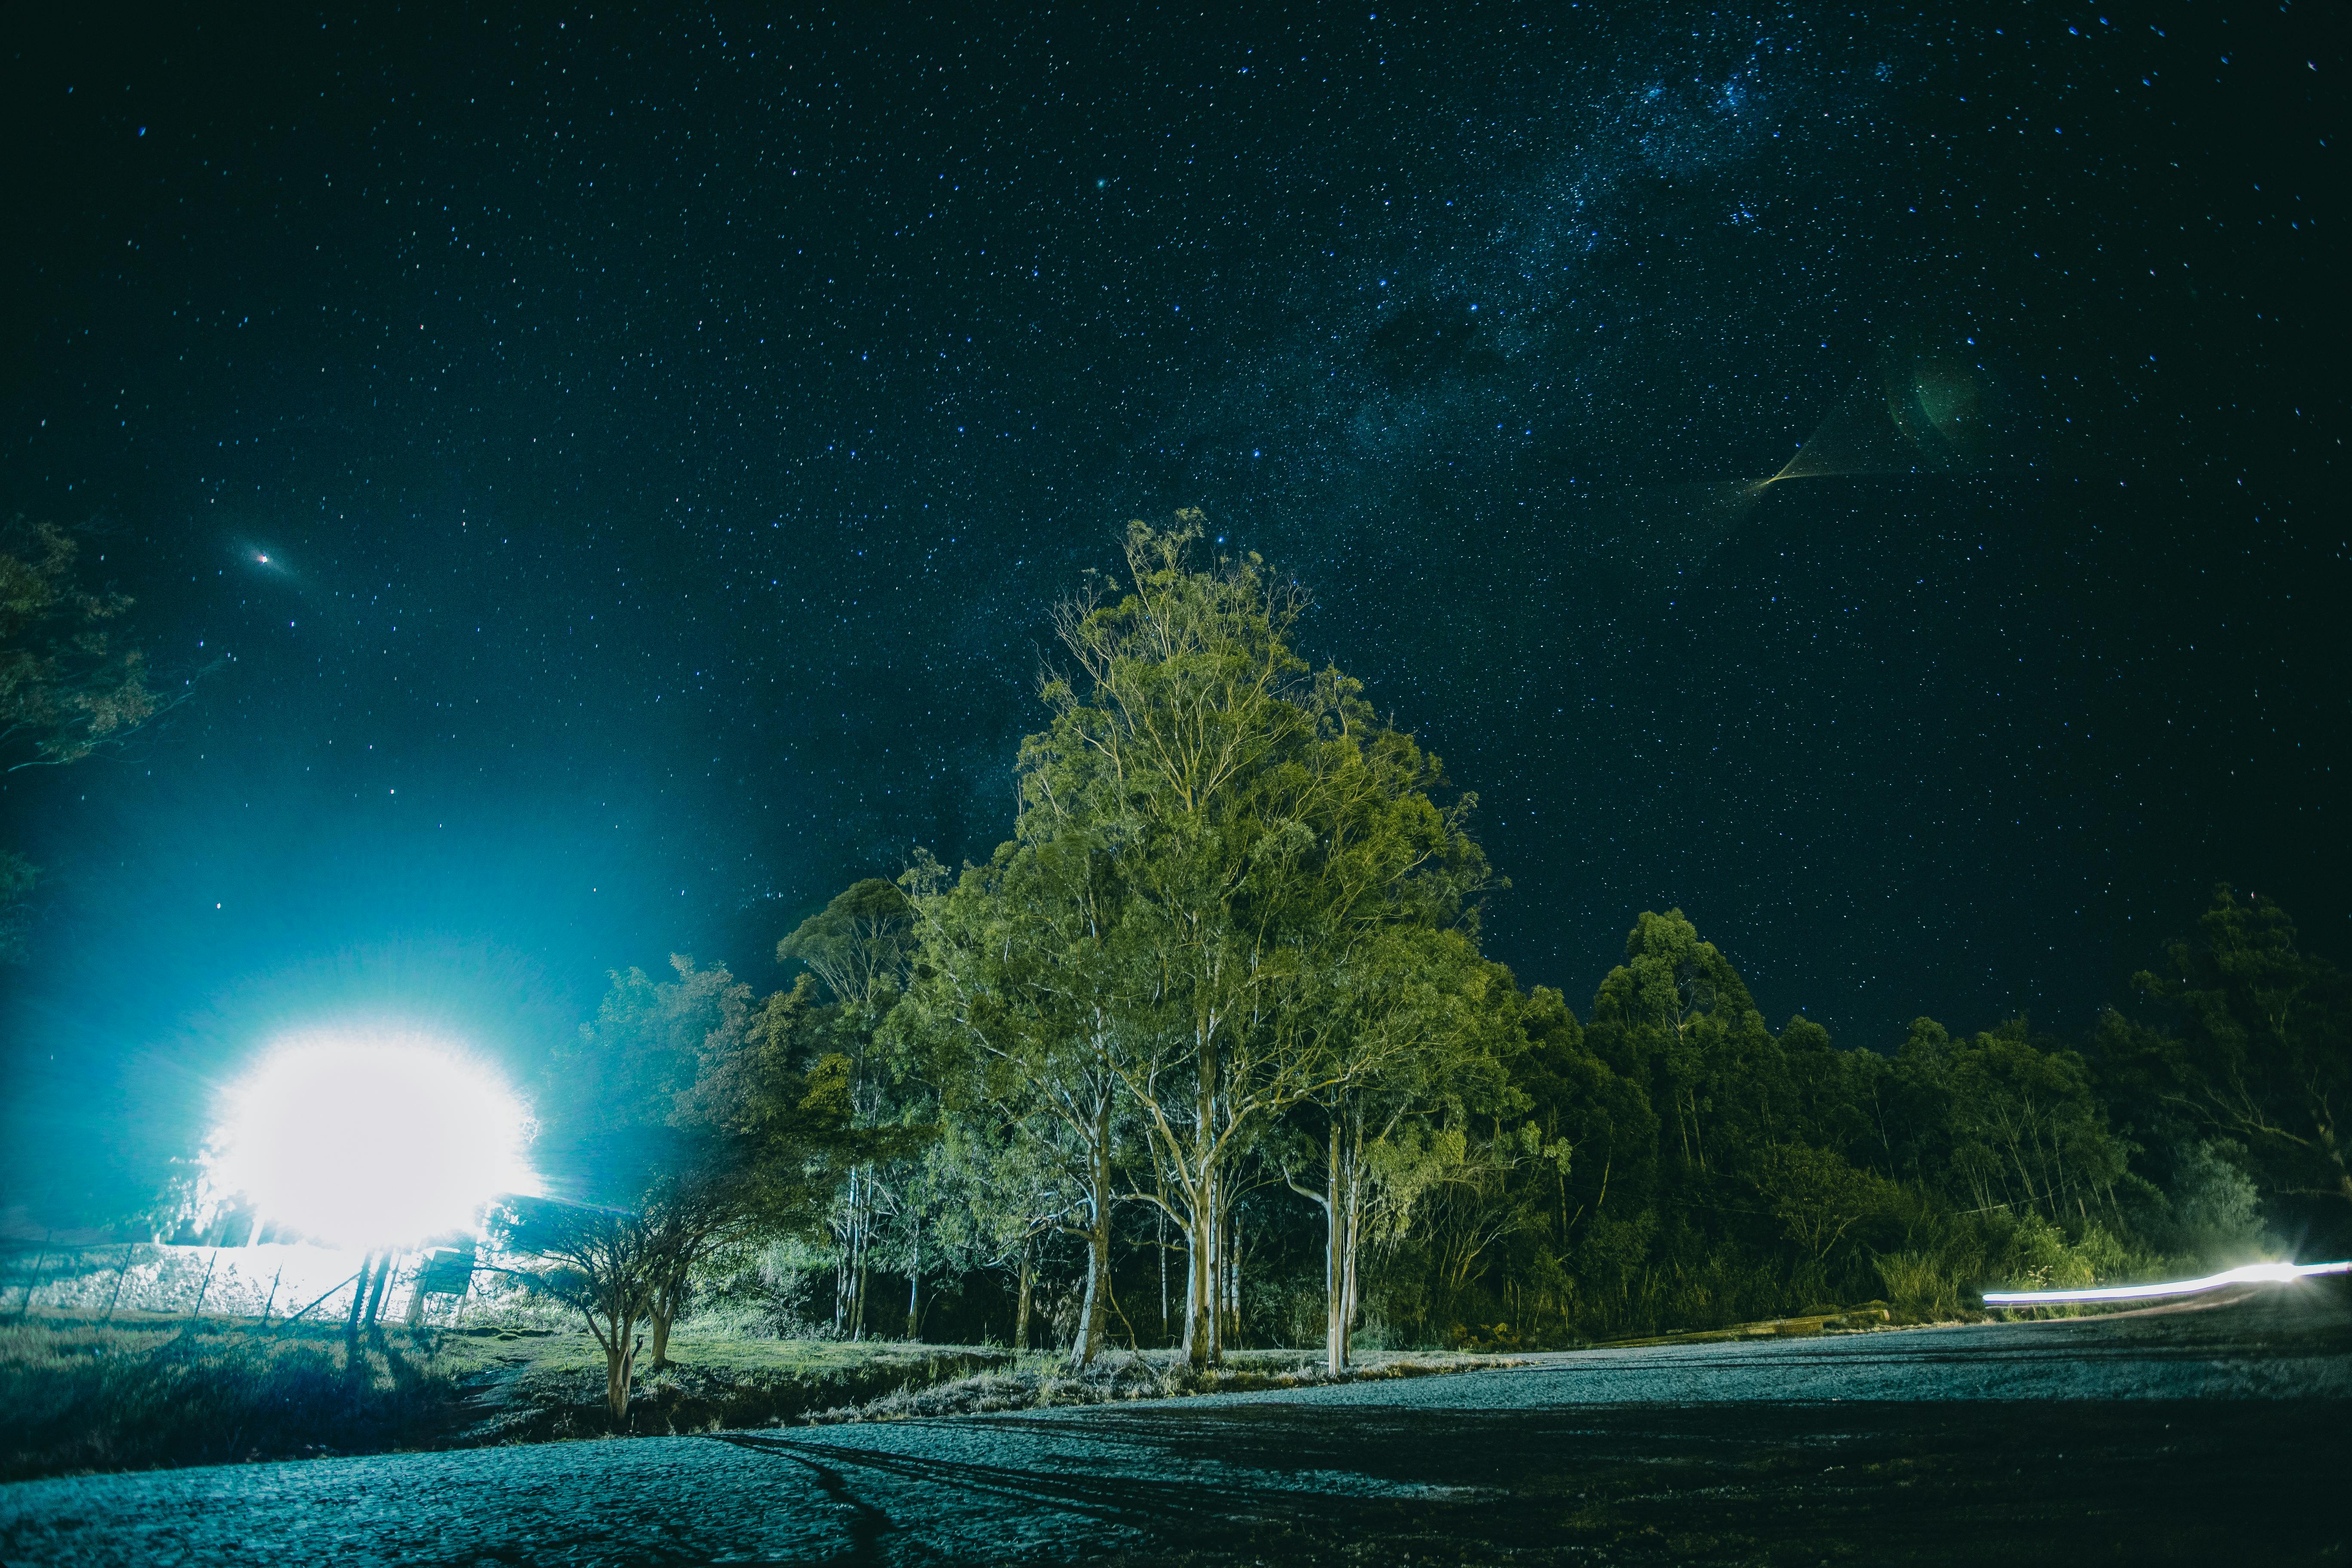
[780,879,922,1338]
[1583,911,1783,1184]
[897,827,1146,1365]
[1010,516,1496,1367]
[1283,931,1514,1371]
[1896,1017,2127,1227]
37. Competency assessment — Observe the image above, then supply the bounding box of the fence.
[0,1240,480,1326]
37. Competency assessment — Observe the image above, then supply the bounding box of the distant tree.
[1500,986,1657,1336]
[2103,888,2352,1243]
[538,955,752,1194]
[1752,1142,1897,1285]
[1584,910,1786,1182]
[780,878,916,1017]
[528,958,852,1376]
[779,879,925,1339]
[1899,1017,2128,1228]
[1367,1113,1531,1344]
[1284,932,1515,1371]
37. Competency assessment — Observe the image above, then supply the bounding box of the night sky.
[2,4,2341,1216]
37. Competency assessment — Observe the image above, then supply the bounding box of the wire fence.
[0,1240,479,1327]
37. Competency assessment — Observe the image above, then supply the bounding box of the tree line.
[510,519,2352,1417]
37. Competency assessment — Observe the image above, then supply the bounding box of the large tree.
[900,835,1141,1364]
[1004,516,1496,1367]
[1896,1017,2128,1229]
[1284,930,1514,1371]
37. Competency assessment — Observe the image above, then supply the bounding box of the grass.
[4,1313,1497,1479]
[807,1348,1523,1423]
[453,1326,1014,1444]
[0,1310,466,1481]
[1592,1298,1968,1350]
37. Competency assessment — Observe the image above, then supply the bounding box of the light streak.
[1982,1259,2352,1307]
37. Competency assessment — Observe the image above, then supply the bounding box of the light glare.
[1983,1259,2352,1306]
[210,1032,535,1247]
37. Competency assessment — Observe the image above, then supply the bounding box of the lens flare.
[208,1030,536,1247]
[1982,1259,2352,1307]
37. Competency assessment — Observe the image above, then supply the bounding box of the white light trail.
[1983,1259,2352,1307]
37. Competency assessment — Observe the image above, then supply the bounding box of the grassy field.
[0,1310,1013,1481]
[0,1311,1511,1481]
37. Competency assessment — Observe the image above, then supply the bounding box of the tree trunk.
[1014,1243,1034,1351]
[603,1325,637,1423]
[1181,1031,1222,1371]
[594,1269,641,1423]
[1225,1205,1243,1348]
[1323,1120,1350,1374]
[1180,1227,1200,1366]
[1182,1165,1220,1369]
[906,1213,922,1341]
[834,1170,854,1336]
[851,1173,872,1341]
[1071,1100,1113,1366]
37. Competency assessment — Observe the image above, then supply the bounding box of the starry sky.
[2,3,2342,1215]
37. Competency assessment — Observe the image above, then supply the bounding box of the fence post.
[102,1245,136,1322]
[14,1229,52,1321]
[188,1247,220,1320]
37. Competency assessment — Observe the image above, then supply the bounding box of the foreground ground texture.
[4,1282,2347,1567]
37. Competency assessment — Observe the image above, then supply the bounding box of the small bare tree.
[496,1197,657,1422]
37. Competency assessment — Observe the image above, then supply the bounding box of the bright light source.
[209,1031,536,1247]
[1983,1259,2352,1307]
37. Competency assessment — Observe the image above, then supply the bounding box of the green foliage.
[2101,887,2352,1246]
[570,533,2312,1367]
[1894,1017,2129,1225]
[0,518,168,771]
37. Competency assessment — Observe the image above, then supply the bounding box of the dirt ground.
[3,1280,2346,1566]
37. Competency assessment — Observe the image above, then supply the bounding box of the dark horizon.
[3,3,2342,1219]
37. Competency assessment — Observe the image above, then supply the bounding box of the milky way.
[0,4,2340,1207]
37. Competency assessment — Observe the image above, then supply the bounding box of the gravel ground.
[5,1282,2346,1567]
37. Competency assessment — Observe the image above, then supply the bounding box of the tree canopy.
[493,519,2327,1415]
